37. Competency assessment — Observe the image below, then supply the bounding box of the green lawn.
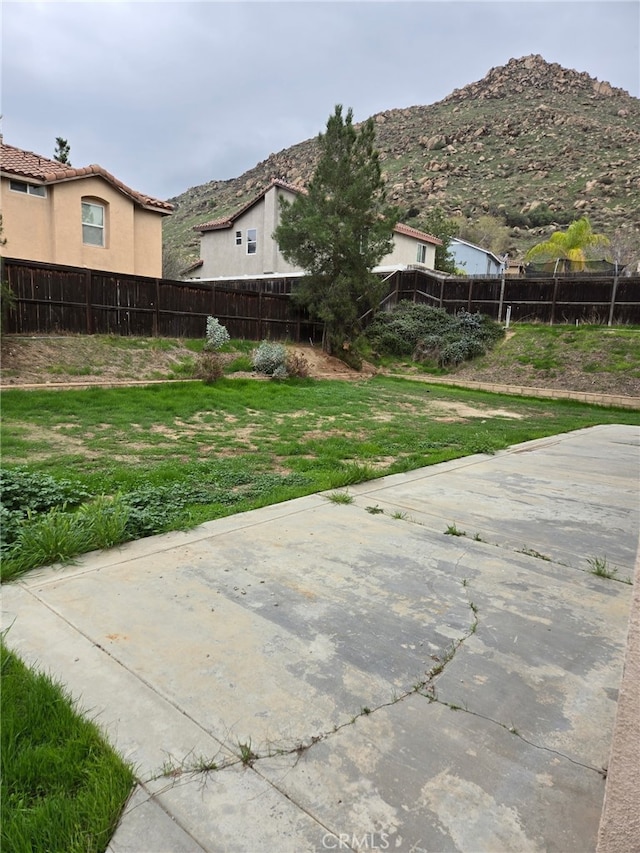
[1,641,134,853]
[2,375,639,581]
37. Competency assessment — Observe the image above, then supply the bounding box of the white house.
[450,237,506,276]
[189,180,441,279]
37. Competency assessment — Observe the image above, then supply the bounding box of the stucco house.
[0,139,173,277]
[190,179,440,279]
[450,237,506,276]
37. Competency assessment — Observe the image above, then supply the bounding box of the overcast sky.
[2,1,639,202]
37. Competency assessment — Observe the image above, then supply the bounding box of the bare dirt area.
[0,336,374,388]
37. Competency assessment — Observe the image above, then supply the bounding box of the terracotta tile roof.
[0,141,173,214]
[394,222,442,246]
[180,259,204,275]
[195,179,304,232]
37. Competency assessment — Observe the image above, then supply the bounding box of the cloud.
[3,1,638,200]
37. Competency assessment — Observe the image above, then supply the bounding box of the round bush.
[252,341,288,375]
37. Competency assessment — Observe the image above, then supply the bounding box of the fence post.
[258,291,263,340]
[498,274,506,322]
[439,278,444,309]
[153,279,160,337]
[550,278,559,325]
[467,279,473,312]
[608,271,619,327]
[85,269,94,334]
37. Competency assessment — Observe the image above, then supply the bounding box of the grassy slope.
[387,324,640,398]
[2,325,640,397]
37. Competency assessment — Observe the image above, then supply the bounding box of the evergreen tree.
[53,137,71,165]
[274,105,399,363]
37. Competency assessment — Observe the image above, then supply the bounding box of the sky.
[2,1,639,202]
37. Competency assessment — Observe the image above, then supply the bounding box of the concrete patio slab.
[2,424,638,852]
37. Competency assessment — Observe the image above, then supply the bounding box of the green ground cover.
[1,640,134,853]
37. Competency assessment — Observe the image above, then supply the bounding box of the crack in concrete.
[152,571,480,784]
[386,506,635,582]
[425,696,608,779]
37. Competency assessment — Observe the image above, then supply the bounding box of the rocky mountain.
[163,55,640,268]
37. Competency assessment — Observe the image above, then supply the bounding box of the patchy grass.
[1,376,639,581]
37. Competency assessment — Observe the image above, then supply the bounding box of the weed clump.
[194,351,224,383]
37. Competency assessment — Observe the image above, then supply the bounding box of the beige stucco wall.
[198,189,437,278]
[199,185,299,278]
[1,175,165,277]
[133,208,164,277]
[384,231,436,269]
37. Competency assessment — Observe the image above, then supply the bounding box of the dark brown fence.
[2,258,639,339]
[396,268,640,325]
[1,259,323,342]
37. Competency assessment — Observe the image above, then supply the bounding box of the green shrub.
[204,316,230,350]
[365,302,504,368]
[252,341,288,376]
[366,303,454,357]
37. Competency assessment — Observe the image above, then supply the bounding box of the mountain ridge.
[163,55,640,268]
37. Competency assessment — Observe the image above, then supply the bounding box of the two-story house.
[190,180,440,279]
[0,139,173,277]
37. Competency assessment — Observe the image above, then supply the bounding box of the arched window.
[82,198,107,247]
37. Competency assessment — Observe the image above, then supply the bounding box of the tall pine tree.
[53,137,71,165]
[274,105,398,363]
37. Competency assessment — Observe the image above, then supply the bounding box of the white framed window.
[10,179,46,197]
[416,243,427,264]
[82,200,105,247]
[235,230,242,246]
[247,228,257,255]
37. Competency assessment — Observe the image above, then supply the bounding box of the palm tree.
[525,217,610,271]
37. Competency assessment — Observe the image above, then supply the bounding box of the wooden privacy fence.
[2,259,323,342]
[2,258,640,338]
[394,269,640,325]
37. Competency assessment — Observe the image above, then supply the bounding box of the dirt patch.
[0,337,370,388]
[432,402,522,420]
